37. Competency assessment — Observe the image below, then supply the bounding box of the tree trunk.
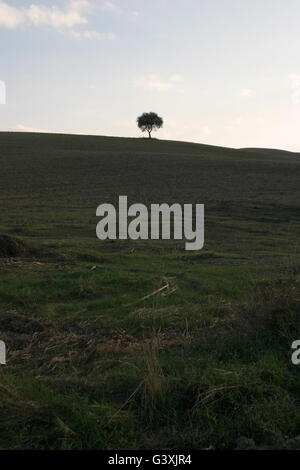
[148,130,152,139]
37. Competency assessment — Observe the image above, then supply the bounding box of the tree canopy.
[137,112,163,138]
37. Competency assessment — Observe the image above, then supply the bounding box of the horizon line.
[0,130,298,154]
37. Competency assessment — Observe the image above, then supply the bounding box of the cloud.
[0,0,89,29]
[101,1,122,14]
[100,2,140,19]
[26,3,88,29]
[12,124,52,133]
[0,1,112,40]
[134,74,184,91]
[0,0,23,28]
[238,88,253,97]
[68,30,115,40]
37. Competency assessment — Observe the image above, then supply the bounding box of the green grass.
[0,132,299,449]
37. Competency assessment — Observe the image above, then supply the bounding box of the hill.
[0,132,299,450]
[1,132,299,206]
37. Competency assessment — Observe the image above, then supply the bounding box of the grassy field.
[0,132,299,450]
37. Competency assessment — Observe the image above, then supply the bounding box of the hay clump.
[0,234,28,258]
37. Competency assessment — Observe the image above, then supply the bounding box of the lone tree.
[137,112,163,139]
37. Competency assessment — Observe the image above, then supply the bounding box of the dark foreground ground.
[0,132,299,449]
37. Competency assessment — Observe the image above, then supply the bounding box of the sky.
[0,0,300,150]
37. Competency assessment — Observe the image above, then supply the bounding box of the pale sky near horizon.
[1,0,300,150]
